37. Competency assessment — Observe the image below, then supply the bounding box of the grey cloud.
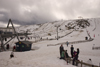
[0,0,100,26]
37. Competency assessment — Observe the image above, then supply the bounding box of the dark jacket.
[77,49,79,56]
[65,52,69,58]
[60,46,64,52]
[6,44,9,49]
[74,53,78,60]
[71,47,74,53]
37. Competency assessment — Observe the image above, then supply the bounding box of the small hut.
[15,41,32,51]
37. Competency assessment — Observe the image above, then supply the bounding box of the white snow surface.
[0,18,100,67]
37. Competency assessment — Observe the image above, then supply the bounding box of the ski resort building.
[15,41,32,51]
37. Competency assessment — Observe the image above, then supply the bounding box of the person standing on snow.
[10,51,14,58]
[6,44,9,50]
[13,45,16,51]
[73,51,77,58]
[72,52,78,66]
[70,45,74,58]
[60,50,65,59]
[65,50,70,64]
[65,50,69,58]
[59,44,64,57]
[77,48,79,60]
[66,41,69,47]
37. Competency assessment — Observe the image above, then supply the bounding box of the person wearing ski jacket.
[59,44,64,57]
[72,52,78,65]
[77,48,79,60]
[60,50,65,59]
[70,45,74,58]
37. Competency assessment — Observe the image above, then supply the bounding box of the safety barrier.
[47,39,93,46]
[32,30,74,43]
[92,47,100,50]
[65,58,99,67]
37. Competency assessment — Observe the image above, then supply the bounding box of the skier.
[66,41,69,47]
[10,51,14,58]
[70,45,74,58]
[59,44,64,57]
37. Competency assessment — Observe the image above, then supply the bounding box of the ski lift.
[0,19,32,51]
[20,37,23,39]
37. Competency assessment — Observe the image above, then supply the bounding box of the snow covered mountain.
[16,18,100,42]
[0,18,100,67]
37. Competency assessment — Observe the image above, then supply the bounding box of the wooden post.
[81,60,83,67]
[92,65,94,67]
[69,58,71,63]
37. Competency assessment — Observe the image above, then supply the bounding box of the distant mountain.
[16,18,100,39]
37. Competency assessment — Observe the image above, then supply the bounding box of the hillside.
[0,18,100,67]
[16,18,100,42]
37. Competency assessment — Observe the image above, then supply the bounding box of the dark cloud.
[0,0,100,26]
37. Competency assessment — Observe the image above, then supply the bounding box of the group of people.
[71,45,79,65]
[59,44,80,65]
[59,44,69,59]
[59,44,69,64]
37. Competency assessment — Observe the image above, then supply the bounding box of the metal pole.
[0,36,6,51]
[7,19,20,41]
[3,36,15,46]
[25,30,28,41]
[55,25,60,40]
[57,26,58,40]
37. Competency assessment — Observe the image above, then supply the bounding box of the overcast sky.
[0,0,100,27]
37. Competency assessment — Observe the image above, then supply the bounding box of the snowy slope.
[0,18,100,67]
[16,20,71,38]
